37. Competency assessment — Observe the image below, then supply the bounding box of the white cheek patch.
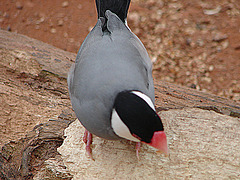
[111,109,140,142]
[131,91,155,111]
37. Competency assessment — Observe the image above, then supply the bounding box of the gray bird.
[68,0,168,159]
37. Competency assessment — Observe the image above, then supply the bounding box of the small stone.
[62,1,69,8]
[209,65,214,71]
[216,46,222,52]
[63,16,68,21]
[183,19,189,24]
[203,6,221,15]
[3,12,9,18]
[196,85,201,90]
[7,25,11,31]
[197,39,204,47]
[190,84,197,89]
[213,33,228,42]
[151,56,157,63]
[68,38,74,43]
[50,28,56,33]
[16,2,23,10]
[63,32,68,38]
[222,41,229,49]
[57,19,64,26]
[202,77,212,83]
[39,17,45,23]
[186,38,192,46]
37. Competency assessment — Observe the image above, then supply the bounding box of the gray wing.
[105,10,154,102]
[68,10,154,140]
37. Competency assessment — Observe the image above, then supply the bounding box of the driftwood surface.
[0,30,239,179]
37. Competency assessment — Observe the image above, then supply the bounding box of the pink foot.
[83,129,94,160]
[136,142,141,160]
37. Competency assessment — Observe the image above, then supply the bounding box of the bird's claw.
[84,130,141,161]
[83,129,94,160]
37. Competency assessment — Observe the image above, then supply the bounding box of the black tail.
[95,0,131,23]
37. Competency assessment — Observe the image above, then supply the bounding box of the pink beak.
[145,131,169,155]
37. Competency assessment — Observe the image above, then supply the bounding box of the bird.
[68,0,168,159]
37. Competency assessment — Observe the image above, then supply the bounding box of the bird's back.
[68,11,154,140]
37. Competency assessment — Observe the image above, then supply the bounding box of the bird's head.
[111,90,169,155]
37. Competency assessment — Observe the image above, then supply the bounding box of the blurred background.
[0,0,240,101]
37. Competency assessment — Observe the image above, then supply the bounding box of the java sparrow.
[68,0,169,159]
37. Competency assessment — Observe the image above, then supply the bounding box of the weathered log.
[154,81,240,118]
[0,110,75,179]
[58,109,240,179]
[0,30,239,179]
[0,29,74,78]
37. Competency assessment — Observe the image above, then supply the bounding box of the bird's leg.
[136,142,141,160]
[83,129,88,144]
[83,129,94,160]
